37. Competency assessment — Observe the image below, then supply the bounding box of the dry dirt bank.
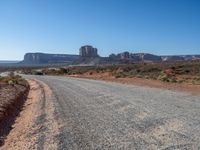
[0,80,61,150]
[0,80,29,145]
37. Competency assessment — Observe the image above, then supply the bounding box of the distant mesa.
[21,45,99,65]
[21,53,79,64]
[20,45,200,65]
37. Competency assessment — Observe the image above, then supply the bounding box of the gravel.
[25,75,200,150]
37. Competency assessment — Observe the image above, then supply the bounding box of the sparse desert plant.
[144,75,149,79]
[157,74,169,82]
[114,72,126,78]
[0,75,25,86]
[157,73,177,83]
[192,77,200,84]
[8,80,14,86]
[136,74,143,78]
[33,71,44,75]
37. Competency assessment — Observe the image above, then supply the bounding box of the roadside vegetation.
[0,73,25,85]
[22,60,200,84]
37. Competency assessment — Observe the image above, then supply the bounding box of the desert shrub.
[11,75,23,84]
[0,75,24,85]
[157,74,169,82]
[8,80,14,86]
[192,76,200,84]
[59,68,69,74]
[115,74,125,78]
[146,67,161,72]
[157,74,177,83]
[95,67,108,73]
[33,71,44,75]
[136,74,143,78]
[113,68,137,78]
[144,75,149,79]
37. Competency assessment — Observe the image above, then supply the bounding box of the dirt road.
[2,75,200,149]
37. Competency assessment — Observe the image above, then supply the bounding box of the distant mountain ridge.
[20,51,200,65]
[0,60,19,64]
[109,52,200,63]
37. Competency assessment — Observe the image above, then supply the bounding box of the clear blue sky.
[0,0,200,60]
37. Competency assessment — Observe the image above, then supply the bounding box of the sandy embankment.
[1,80,61,150]
[0,80,29,146]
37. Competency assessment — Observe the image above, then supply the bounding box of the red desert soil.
[67,72,200,95]
[0,81,29,146]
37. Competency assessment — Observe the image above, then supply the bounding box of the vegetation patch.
[22,60,200,84]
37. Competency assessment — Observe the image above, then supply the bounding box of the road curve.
[24,75,200,150]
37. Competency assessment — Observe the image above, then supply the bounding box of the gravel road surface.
[13,76,200,149]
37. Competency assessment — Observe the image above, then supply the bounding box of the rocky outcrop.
[109,52,200,63]
[21,53,79,64]
[132,53,162,62]
[79,45,98,57]
[109,52,162,62]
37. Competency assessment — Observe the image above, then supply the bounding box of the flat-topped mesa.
[79,45,98,57]
[22,53,79,64]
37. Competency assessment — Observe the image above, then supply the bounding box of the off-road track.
[1,75,200,150]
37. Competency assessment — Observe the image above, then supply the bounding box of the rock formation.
[21,53,79,64]
[79,45,98,57]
